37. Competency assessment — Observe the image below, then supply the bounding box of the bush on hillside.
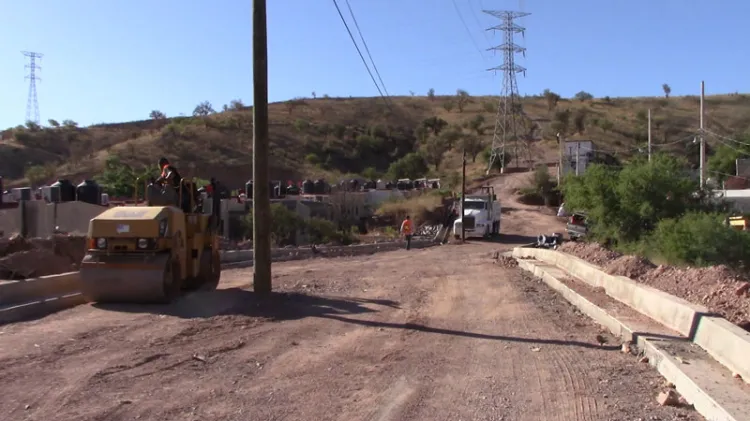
[562,154,701,245]
[561,153,750,267]
[649,212,750,268]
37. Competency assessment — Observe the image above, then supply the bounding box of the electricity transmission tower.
[484,10,530,174]
[22,51,43,124]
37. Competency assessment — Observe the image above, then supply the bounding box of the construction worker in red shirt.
[400,215,413,250]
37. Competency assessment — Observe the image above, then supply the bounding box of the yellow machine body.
[79,182,222,304]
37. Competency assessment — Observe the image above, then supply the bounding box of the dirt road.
[0,241,698,421]
[0,173,699,420]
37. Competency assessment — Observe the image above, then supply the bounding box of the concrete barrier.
[511,247,709,337]
[516,257,750,421]
[513,247,750,386]
[0,272,81,307]
[693,316,750,383]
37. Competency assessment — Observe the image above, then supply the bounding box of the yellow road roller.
[79,179,222,303]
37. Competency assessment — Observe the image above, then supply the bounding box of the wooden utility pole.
[556,132,563,184]
[647,108,652,162]
[699,81,706,189]
[461,148,466,242]
[252,0,272,293]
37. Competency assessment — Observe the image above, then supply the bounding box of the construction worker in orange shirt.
[400,215,413,250]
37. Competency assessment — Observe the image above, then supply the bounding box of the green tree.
[422,135,450,170]
[562,154,700,245]
[543,89,561,111]
[459,135,484,162]
[25,164,54,186]
[707,143,749,181]
[229,99,244,110]
[47,119,60,128]
[662,83,671,99]
[650,212,750,267]
[551,109,571,135]
[149,110,166,119]
[62,119,78,128]
[573,91,594,101]
[456,89,471,112]
[427,88,436,101]
[361,167,379,180]
[387,152,428,179]
[468,114,486,135]
[422,116,448,135]
[193,101,215,116]
[242,203,303,246]
[96,155,153,198]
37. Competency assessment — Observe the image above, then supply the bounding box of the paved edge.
[0,239,439,324]
[512,247,750,385]
[516,257,749,421]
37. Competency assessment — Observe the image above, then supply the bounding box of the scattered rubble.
[559,242,750,329]
[0,234,86,279]
[495,255,519,268]
[657,389,680,406]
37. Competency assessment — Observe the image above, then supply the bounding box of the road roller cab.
[79,179,222,304]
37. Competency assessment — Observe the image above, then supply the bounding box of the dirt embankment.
[0,234,86,280]
[559,242,750,330]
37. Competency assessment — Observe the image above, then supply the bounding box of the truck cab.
[453,186,502,239]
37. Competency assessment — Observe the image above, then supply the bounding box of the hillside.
[2,91,750,190]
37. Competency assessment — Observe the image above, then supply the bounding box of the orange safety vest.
[401,219,412,234]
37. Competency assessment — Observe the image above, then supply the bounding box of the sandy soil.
[0,172,700,421]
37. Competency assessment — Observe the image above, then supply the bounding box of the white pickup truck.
[453,186,501,239]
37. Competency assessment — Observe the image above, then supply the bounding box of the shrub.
[649,212,750,267]
[306,217,355,245]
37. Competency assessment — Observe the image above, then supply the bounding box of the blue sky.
[1,0,748,129]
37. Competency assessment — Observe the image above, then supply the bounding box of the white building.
[562,140,596,176]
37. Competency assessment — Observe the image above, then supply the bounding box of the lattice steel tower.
[22,51,43,124]
[484,10,530,174]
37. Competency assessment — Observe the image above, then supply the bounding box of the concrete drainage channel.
[0,238,438,325]
[510,247,750,421]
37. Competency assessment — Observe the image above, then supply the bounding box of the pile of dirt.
[560,241,750,329]
[0,234,86,280]
[558,242,622,266]
[603,255,655,279]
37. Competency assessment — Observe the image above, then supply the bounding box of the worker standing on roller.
[400,215,413,250]
[155,157,182,188]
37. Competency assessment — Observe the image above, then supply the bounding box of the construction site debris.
[0,234,86,279]
[559,242,750,329]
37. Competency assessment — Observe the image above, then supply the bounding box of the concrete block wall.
[0,201,108,237]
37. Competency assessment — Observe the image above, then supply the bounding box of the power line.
[343,0,391,98]
[22,51,43,124]
[451,0,486,60]
[331,0,391,108]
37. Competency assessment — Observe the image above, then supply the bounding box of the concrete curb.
[0,239,437,324]
[512,247,750,385]
[516,258,750,421]
[512,247,709,337]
